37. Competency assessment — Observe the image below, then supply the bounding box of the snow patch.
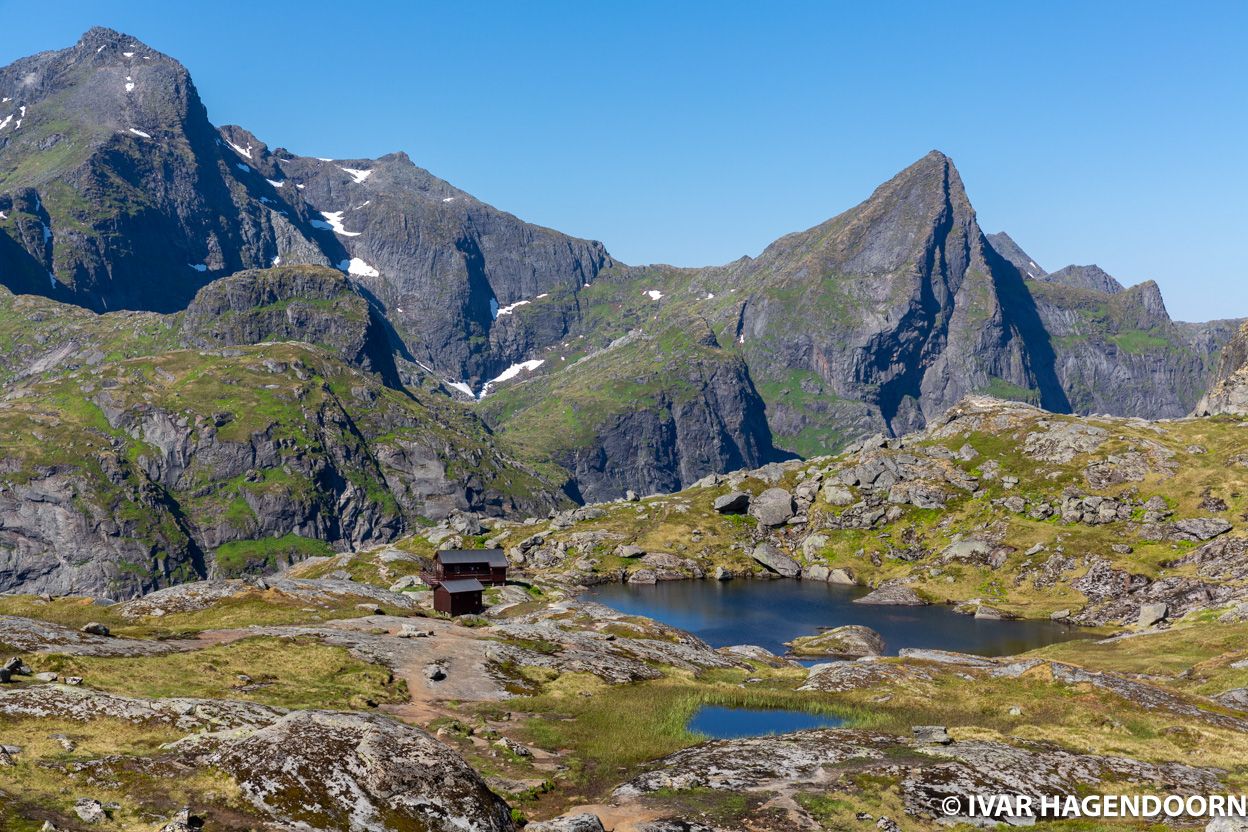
[188,263,208,272]
[442,197,455,202]
[705,292,715,299]
[0,211,7,219]
[266,179,285,188]
[493,299,530,318]
[128,128,151,138]
[338,257,379,277]
[340,167,372,184]
[489,298,499,318]
[296,183,306,190]
[226,140,253,159]
[537,293,548,299]
[645,289,663,301]
[272,255,282,266]
[312,211,361,237]
[123,51,134,58]
[0,115,12,131]
[480,359,544,397]
[124,81,134,93]
[445,380,474,398]
[236,162,251,173]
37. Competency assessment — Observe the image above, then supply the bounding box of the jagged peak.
[75,27,163,58]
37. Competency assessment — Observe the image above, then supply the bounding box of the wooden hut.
[433,578,484,616]
[429,549,508,586]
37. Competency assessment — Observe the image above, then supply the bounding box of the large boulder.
[713,491,751,514]
[788,625,885,658]
[853,581,926,606]
[750,488,795,527]
[751,544,801,578]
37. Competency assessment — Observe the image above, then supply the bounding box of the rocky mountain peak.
[1042,264,1125,294]
[986,231,1047,278]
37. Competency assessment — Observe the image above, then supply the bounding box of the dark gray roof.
[436,549,508,567]
[438,578,484,593]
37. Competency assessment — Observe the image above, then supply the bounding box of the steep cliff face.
[985,235,1239,418]
[1194,320,1248,415]
[479,319,780,502]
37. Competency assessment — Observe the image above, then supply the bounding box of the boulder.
[713,566,733,581]
[751,544,801,578]
[1213,689,1248,710]
[821,483,855,506]
[803,564,831,582]
[826,568,856,585]
[80,623,110,637]
[525,814,605,832]
[713,491,751,514]
[788,625,885,659]
[628,569,658,585]
[750,488,795,527]
[1137,603,1169,627]
[912,725,952,745]
[854,582,926,606]
[800,534,829,559]
[74,799,108,824]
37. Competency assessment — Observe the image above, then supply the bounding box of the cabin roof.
[438,578,484,593]
[436,549,508,567]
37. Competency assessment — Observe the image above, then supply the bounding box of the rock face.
[191,710,516,832]
[788,625,885,658]
[0,342,569,596]
[1195,320,1248,416]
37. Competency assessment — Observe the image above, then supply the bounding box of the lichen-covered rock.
[788,625,885,658]
[750,488,795,527]
[525,814,605,832]
[190,710,516,832]
[854,581,926,606]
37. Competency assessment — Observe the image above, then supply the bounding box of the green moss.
[214,534,335,576]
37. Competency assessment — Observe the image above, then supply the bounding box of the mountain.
[984,235,1239,418]
[0,28,612,386]
[2,29,1243,514]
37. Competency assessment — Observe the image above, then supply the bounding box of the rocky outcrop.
[180,265,399,383]
[188,710,516,832]
[787,624,884,658]
[854,581,926,606]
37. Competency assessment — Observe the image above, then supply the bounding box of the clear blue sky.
[2,0,1245,321]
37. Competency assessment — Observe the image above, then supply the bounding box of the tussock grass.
[32,636,406,710]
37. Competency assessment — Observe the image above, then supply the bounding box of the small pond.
[688,705,844,740]
[582,579,1083,658]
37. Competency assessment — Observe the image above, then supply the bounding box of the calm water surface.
[688,705,843,740]
[582,579,1083,658]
